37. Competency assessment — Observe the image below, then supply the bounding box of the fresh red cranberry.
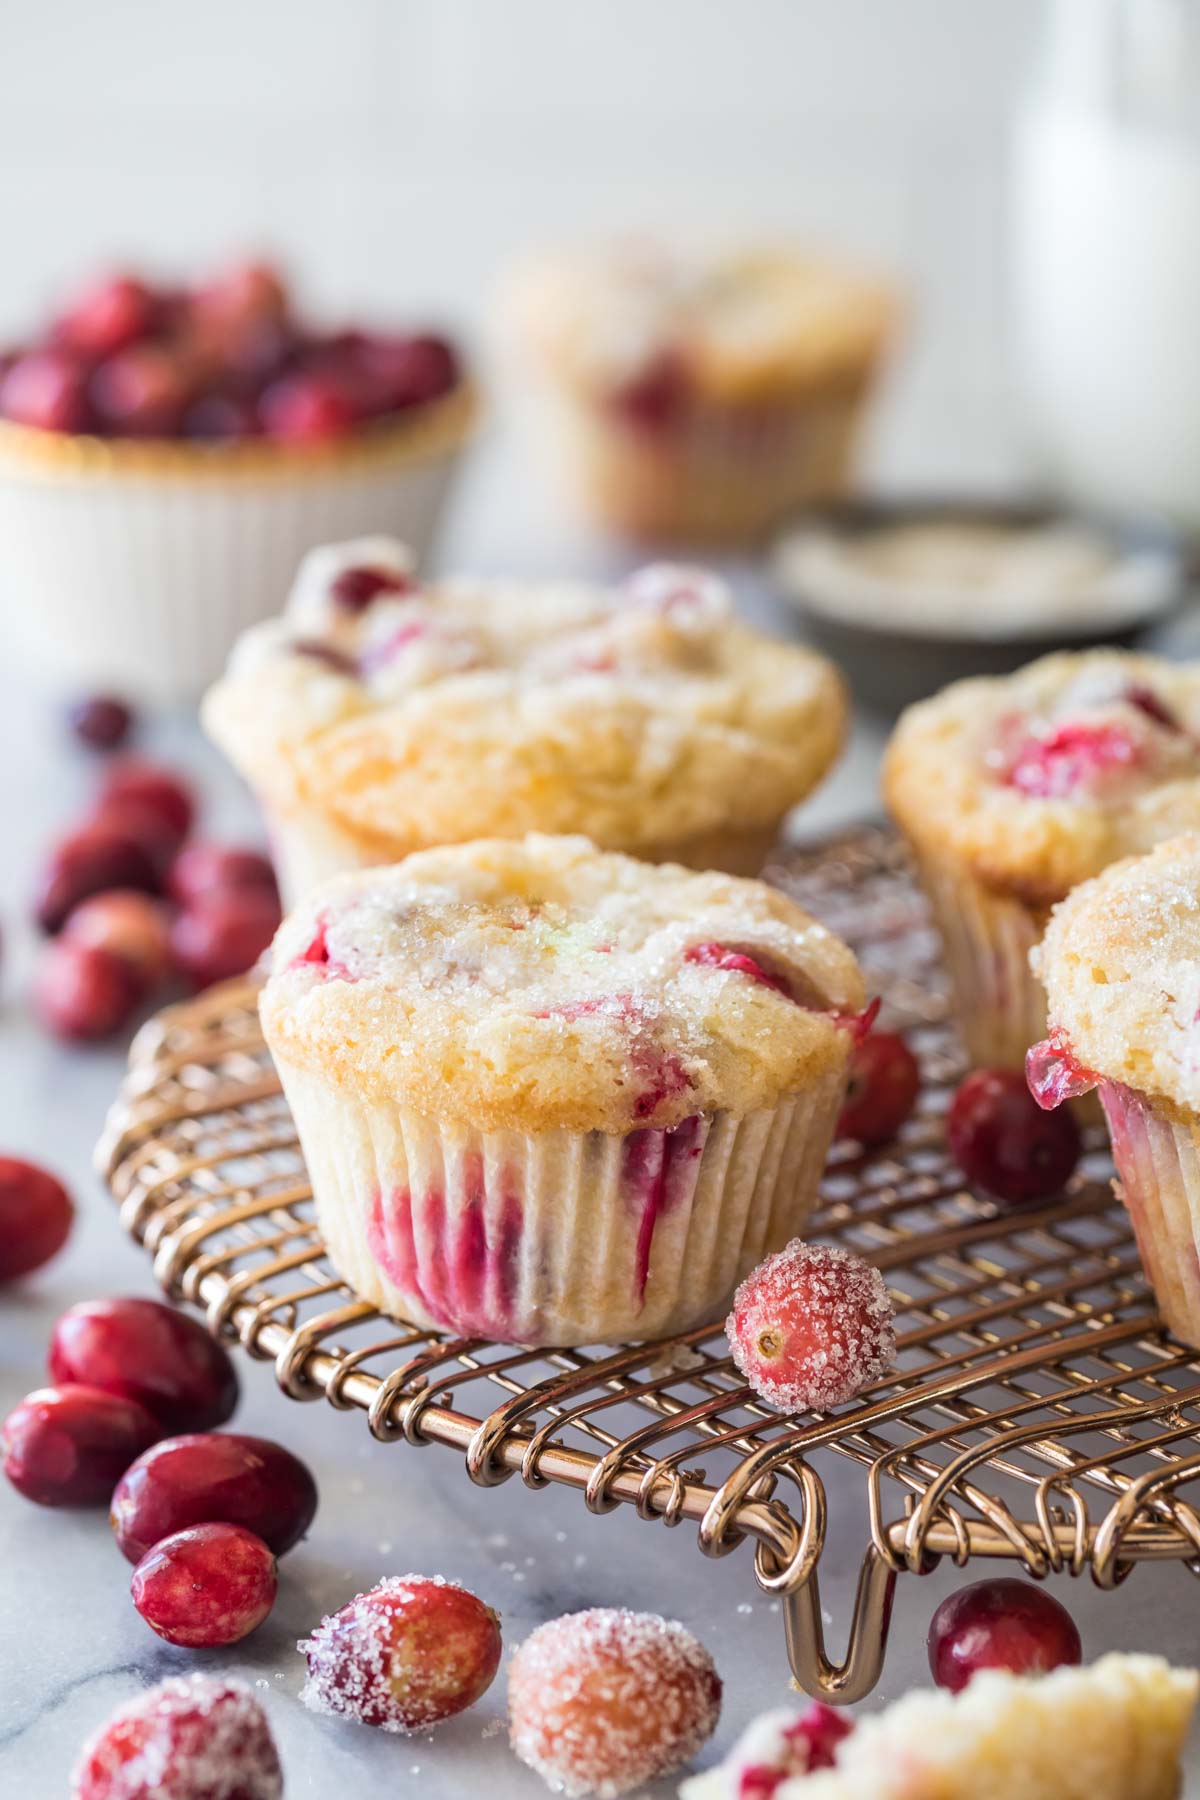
[610,350,689,433]
[100,759,195,848]
[0,1156,73,1279]
[70,1674,283,1800]
[1003,721,1139,799]
[302,1576,502,1730]
[685,940,793,996]
[167,843,277,908]
[34,822,162,933]
[111,1430,317,1563]
[363,333,460,412]
[181,389,260,441]
[55,274,156,359]
[727,1241,896,1413]
[330,563,413,612]
[948,1068,1081,1205]
[50,1297,239,1435]
[132,1522,277,1647]
[0,349,91,432]
[927,1578,1081,1692]
[64,890,175,992]
[170,889,281,991]
[194,260,289,332]
[36,939,143,1040]
[2,1384,159,1506]
[259,371,356,443]
[67,694,134,751]
[90,345,191,438]
[837,1031,920,1147]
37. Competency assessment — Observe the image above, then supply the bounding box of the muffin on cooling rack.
[1031,834,1200,1348]
[508,243,898,542]
[681,1654,1197,1799]
[203,537,846,903]
[259,833,865,1347]
[884,650,1200,1072]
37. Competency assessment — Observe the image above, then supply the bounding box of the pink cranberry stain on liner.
[622,1117,706,1303]
[330,564,413,613]
[1025,1030,1099,1110]
[367,1168,524,1339]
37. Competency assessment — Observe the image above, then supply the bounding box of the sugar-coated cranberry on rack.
[836,1029,920,1147]
[927,1578,1082,1693]
[947,1068,1081,1205]
[70,1674,283,1800]
[63,890,175,993]
[67,694,134,752]
[508,1607,721,1797]
[36,938,143,1041]
[2,1383,160,1506]
[49,1297,239,1435]
[131,1521,277,1647]
[0,1156,73,1279]
[300,1575,502,1731]
[727,1240,896,1414]
[34,822,162,933]
[111,1431,316,1563]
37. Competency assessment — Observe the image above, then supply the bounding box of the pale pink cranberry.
[2,1384,159,1506]
[0,1156,73,1280]
[508,1608,721,1795]
[948,1068,1080,1205]
[259,371,356,442]
[55,274,156,359]
[90,345,191,437]
[132,1521,277,1647]
[63,891,175,993]
[170,889,281,991]
[330,563,413,612]
[727,1241,896,1413]
[836,1031,920,1147]
[1002,720,1140,799]
[36,938,143,1040]
[181,389,260,441]
[100,759,196,848]
[111,1431,317,1564]
[34,822,162,933]
[302,1576,502,1731]
[70,1674,283,1800]
[927,1578,1081,1692]
[167,843,277,908]
[50,1297,239,1435]
[67,694,134,751]
[0,349,91,432]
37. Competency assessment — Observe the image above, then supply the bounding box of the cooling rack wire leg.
[780,1546,898,1703]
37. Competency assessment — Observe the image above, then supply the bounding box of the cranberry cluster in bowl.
[0,261,462,447]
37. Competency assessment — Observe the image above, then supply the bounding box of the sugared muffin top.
[260,834,864,1133]
[1032,834,1200,1117]
[203,536,846,859]
[511,244,897,402]
[884,651,1200,904]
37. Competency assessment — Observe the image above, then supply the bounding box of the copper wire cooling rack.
[98,825,1200,1703]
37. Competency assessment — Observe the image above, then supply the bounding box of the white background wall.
[0,1,1047,549]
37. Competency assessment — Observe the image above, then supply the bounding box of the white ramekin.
[0,386,477,703]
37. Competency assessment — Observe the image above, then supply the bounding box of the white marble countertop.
[3,443,1200,1797]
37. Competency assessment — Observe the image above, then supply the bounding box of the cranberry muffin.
[204,537,846,902]
[259,834,865,1346]
[884,652,1200,1072]
[509,244,898,542]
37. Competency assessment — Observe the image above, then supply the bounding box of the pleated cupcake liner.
[1100,1081,1200,1349]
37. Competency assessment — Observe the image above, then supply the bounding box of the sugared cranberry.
[167,843,277,909]
[927,1578,1081,1692]
[330,563,412,612]
[36,938,143,1040]
[301,1575,502,1732]
[111,1431,316,1563]
[610,350,690,433]
[99,759,195,848]
[508,1608,721,1795]
[1003,721,1139,799]
[50,1297,238,1435]
[90,345,190,438]
[0,349,91,432]
[2,1384,159,1506]
[68,694,134,752]
[170,889,281,991]
[132,1522,277,1647]
[181,389,260,442]
[837,1031,920,1147]
[0,1156,73,1279]
[70,1674,283,1800]
[362,333,460,412]
[727,1240,896,1413]
[63,891,175,993]
[259,371,356,443]
[55,275,156,359]
[948,1068,1081,1205]
[34,822,161,933]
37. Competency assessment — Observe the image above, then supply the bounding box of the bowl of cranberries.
[0,261,475,701]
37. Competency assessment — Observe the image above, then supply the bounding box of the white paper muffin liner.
[273,1056,846,1346]
[1099,1081,1200,1348]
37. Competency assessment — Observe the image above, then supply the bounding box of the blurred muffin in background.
[507,243,899,543]
[203,537,847,902]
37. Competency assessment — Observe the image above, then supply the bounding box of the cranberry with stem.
[0,1156,73,1280]
[927,1577,1081,1692]
[111,1431,316,1563]
[50,1297,239,1435]
[948,1068,1081,1205]
[132,1522,277,1647]
[2,1384,160,1506]
[70,1673,284,1800]
[836,1030,920,1147]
